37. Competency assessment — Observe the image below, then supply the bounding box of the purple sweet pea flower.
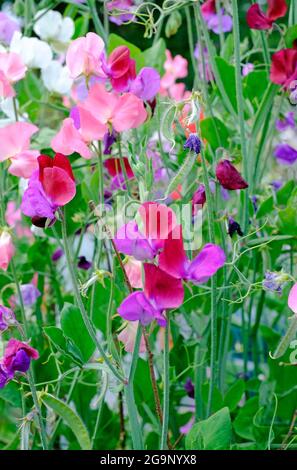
[78,256,92,270]
[276,112,295,132]
[118,264,184,327]
[19,284,41,306]
[274,144,297,165]
[0,365,9,389]
[0,12,20,45]
[228,218,243,238]
[185,378,195,398]
[2,339,39,379]
[107,0,135,25]
[103,129,117,155]
[21,171,58,227]
[184,134,202,154]
[114,221,156,261]
[70,106,81,129]
[206,11,233,33]
[129,67,161,101]
[52,248,64,262]
[0,305,16,332]
[180,416,195,435]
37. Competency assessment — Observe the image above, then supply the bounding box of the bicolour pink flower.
[21,153,76,227]
[288,283,297,315]
[1,339,39,385]
[118,264,184,327]
[124,257,143,288]
[66,32,105,79]
[246,0,287,30]
[270,48,297,89]
[159,225,225,285]
[5,201,21,227]
[114,202,177,261]
[0,51,26,98]
[78,83,147,134]
[103,45,136,92]
[0,122,39,178]
[118,321,146,353]
[0,231,15,271]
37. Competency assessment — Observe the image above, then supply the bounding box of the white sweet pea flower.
[41,60,73,95]
[10,31,52,69]
[33,9,74,52]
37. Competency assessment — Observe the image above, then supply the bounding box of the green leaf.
[272,316,297,359]
[0,382,21,408]
[41,393,91,450]
[61,303,95,362]
[276,180,295,205]
[44,326,84,365]
[285,25,297,48]
[214,57,237,113]
[107,34,144,72]
[186,407,232,450]
[243,71,268,105]
[143,39,166,75]
[224,380,245,412]
[234,397,259,440]
[256,196,274,219]
[200,117,230,150]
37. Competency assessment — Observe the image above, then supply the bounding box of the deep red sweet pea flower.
[104,157,134,179]
[38,153,76,206]
[216,160,248,190]
[270,48,297,89]
[246,0,287,30]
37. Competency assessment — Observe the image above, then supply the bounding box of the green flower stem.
[60,208,124,383]
[185,7,198,88]
[124,324,144,450]
[231,0,250,233]
[87,0,107,44]
[160,317,170,450]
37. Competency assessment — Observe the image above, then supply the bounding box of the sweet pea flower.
[192,184,206,215]
[107,0,135,25]
[159,225,225,285]
[124,257,143,289]
[118,263,184,327]
[274,112,297,165]
[21,153,76,227]
[0,51,26,98]
[0,365,9,388]
[19,284,41,306]
[118,321,146,353]
[10,32,52,70]
[104,157,134,190]
[0,122,39,178]
[77,83,147,134]
[33,9,74,52]
[242,63,254,76]
[0,231,15,271]
[288,283,297,315]
[103,46,136,92]
[270,48,297,89]
[129,67,161,101]
[66,32,105,79]
[0,305,16,332]
[228,218,243,238]
[184,134,202,154]
[0,12,20,45]
[161,49,187,89]
[216,160,248,190]
[114,202,177,261]
[201,0,233,34]
[2,338,39,379]
[246,0,287,30]
[41,61,73,95]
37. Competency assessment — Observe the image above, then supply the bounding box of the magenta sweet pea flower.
[118,264,184,327]
[114,202,177,261]
[129,67,161,101]
[2,339,39,379]
[104,157,134,190]
[158,225,226,285]
[216,160,248,190]
[0,365,9,388]
[288,283,297,315]
[246,0,287,31]
[103,45,136,92]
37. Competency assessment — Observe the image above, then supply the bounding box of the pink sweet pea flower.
[159,225,226,285]
[0,122,39,178]
[161,50,188,89]
[51,115,106,159]
[288,283,297,315]
[246,0,287,30]
[5,201,21,227]
[0,231,15,271]
[66,32,105,79]
[78,83,147,133]
[270,48,297,89]
[124,257,143,288]
[118,264,184,327]
[2,339,39,378]
[0,51,26,98]
[118,321,146,353]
